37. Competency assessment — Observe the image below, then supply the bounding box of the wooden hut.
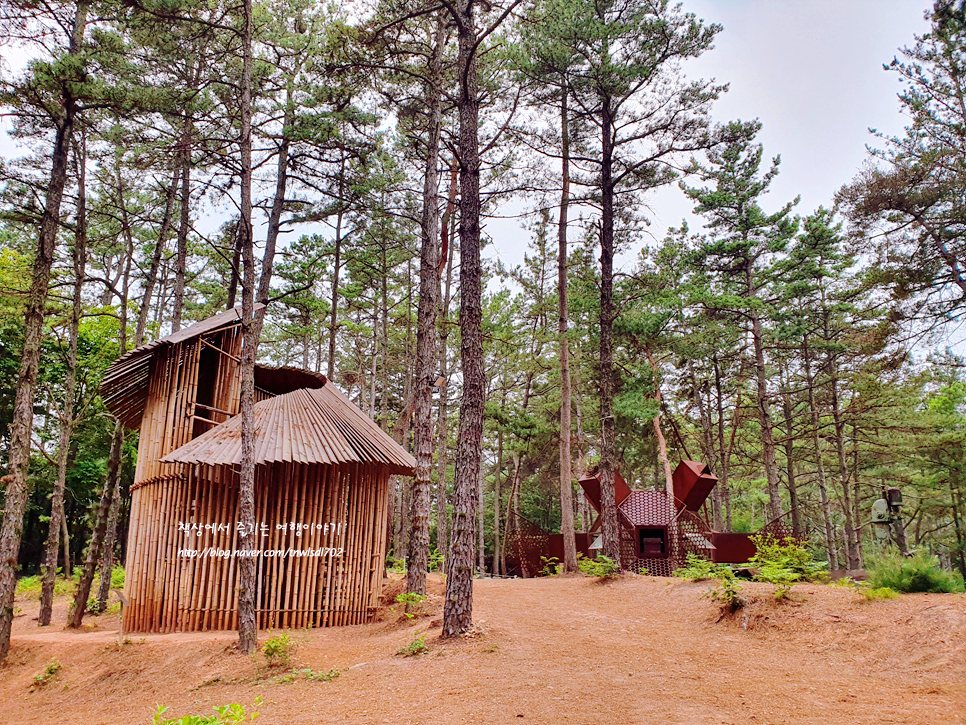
[101,308,415,633]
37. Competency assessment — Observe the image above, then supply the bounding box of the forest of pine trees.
[1,0,966,656]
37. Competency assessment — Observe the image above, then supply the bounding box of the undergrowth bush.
[673,554,732,581]
[396,634,428,656]
[386,555,406,573]
[706,571,745,614]
[393,592,427,618]
[153,697,261,725]
[31,659,62,688]
[749,535,827,598]
[867,551,965,594]
[860,586,900,602]
[261,633,296,668]
[577,554,620,580]
[539,556,561,576]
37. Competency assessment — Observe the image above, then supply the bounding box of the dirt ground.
[1,574,964,725]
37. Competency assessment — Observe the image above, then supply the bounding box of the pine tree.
[0,0,90,661]
[682,121,798,522]
[562,0,724,560]
[839,1,966,320]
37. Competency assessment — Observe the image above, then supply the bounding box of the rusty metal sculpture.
[506,460,793,577]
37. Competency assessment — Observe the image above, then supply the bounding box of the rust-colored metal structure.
[102,309,415,633]
[503,513,594,577]
[506,460,793,578]
[671,460,718,512]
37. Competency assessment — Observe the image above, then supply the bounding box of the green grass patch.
[16,573,76,600]
[867,551,964,594]
[859,586,900,602]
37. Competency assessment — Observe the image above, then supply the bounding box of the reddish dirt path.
[1,574,964,725]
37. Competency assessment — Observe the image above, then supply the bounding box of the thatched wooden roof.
[161,385,416,476]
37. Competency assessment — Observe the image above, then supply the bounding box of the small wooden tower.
[101,309,415,633]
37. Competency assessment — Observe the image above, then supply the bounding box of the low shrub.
[386,555,406,573]
[705,570,745,614]
[32,659,61,688]
[673,554,732,581]
[393,592,427,618]
[539,556,561,577]
[396,634,428,657]
[261,633,296,668]
[867,551,965,594]
[153,697,261,725]
[577,554,620,580]
[749,535,827,598]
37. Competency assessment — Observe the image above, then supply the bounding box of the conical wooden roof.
[161,384,415,476]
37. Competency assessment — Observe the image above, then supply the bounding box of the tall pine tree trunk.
[478,467,485,573]
[257,82,295,319]
[557,89,578,573]
[68,421,123,628]
[135,165,179,346]
[493,424,502,576]
[949,468,966,578]
[407,39,444,588]
[171,126,192,333]
[781,390,801,537]
[803,338,838,568]
[0,1,87,660]
[236,0,258,654]
[95,161,136,613]
[443,0,485,635]
[750,302,781,521]
[690,360,721,529]
[95,482,122,610]
[713,354,733,531]
[39,134,87,626]
[435,195,456,561]
[326,154,346,380]
[830,363,858,570]
[597,100,620,563]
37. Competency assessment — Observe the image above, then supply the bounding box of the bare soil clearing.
[1,574,964,725]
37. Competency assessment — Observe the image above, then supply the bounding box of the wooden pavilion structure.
[101,308,415,633]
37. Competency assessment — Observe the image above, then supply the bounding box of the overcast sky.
[486,0,934,272]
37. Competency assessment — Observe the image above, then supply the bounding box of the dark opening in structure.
[636,525,669,558]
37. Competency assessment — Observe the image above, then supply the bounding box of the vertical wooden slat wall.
[121,322,399,633]
[124,458,392,632]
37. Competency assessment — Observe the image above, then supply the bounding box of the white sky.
[484,0,934,272]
